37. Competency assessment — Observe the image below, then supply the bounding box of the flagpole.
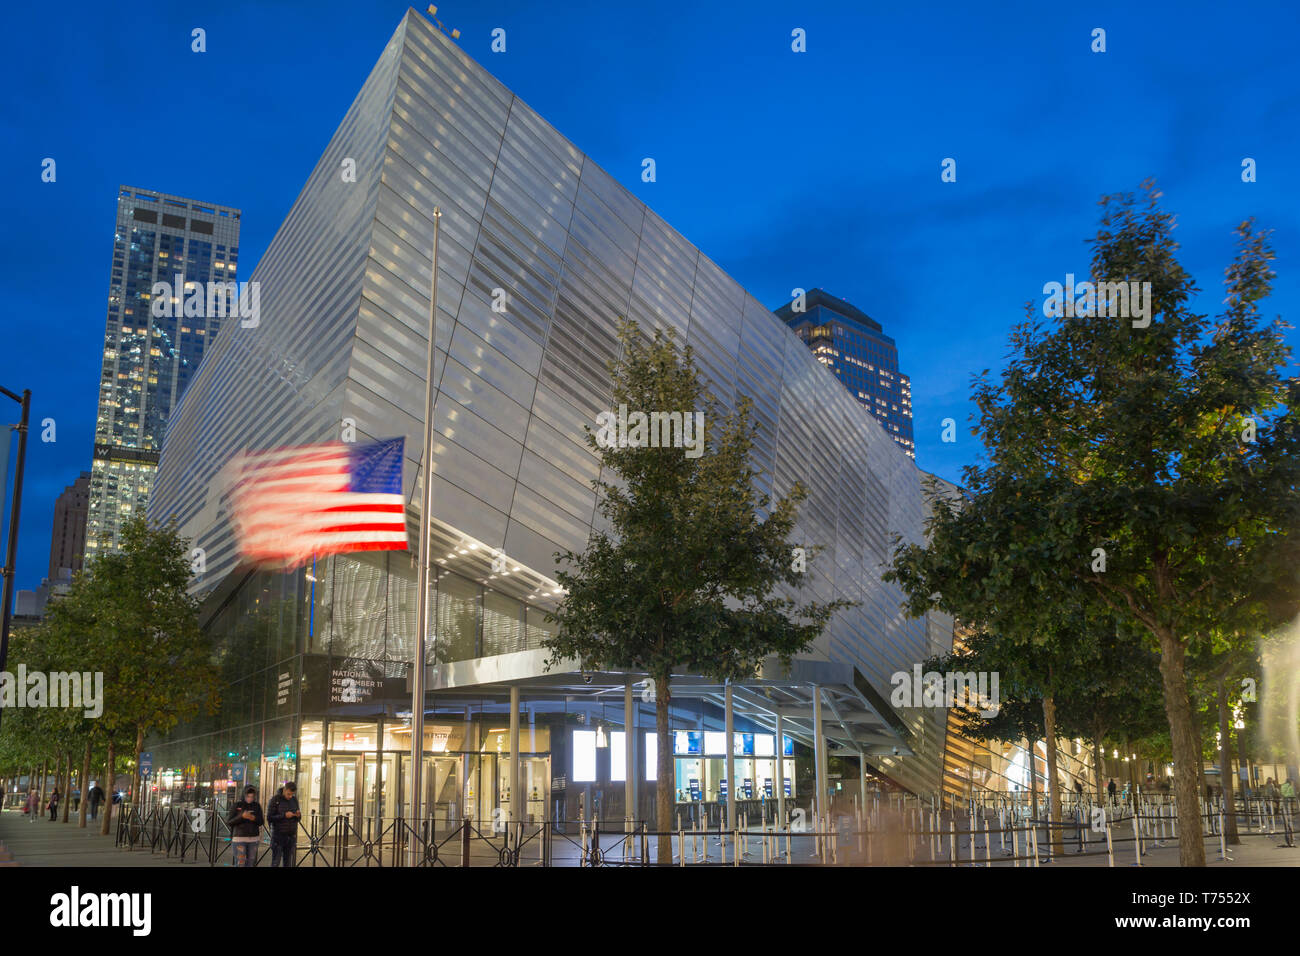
[410,206,441,864]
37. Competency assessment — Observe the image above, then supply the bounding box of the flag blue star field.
[226,437,408,567]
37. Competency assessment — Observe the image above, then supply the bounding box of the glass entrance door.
[430,756,461,825]
[377,753,399,822]
[362,756,380,823]
[327,755,360,833]
[476,753,498,826]
[522,756,549,825]
[395,755,464,829]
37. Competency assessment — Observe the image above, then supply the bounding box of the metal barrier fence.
[112,793,1298,867]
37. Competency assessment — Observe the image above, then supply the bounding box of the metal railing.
[111,794,1297,866]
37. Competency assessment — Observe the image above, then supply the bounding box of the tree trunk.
[1155,628,1207,866]
[1192,702,1208,799]
[39,757,48,812]
[78,738,92,828]
[1091,718,1106,802]
[1237,726,1250,800]
[52,752,63,818]
[1217,677,1239,844]
[1027,737,1040,859]
[1043,696,1063,856]
[99,738,115,836]
[131,724,144,813]
[655,673,673,865]
[61,751,72,823]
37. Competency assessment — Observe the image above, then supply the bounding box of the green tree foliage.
[542,321,848,861]
[889,184,1300,865]
[2,517,222,834]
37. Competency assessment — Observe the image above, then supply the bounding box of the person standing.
[48,788,60,821]
[88,783,105,821]
[227,785,264,867]
[26,787,40,821]
[266,781,301,867]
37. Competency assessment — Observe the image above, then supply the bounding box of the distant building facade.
[14,569,73,621]
[49,471,90,578]
[85,187,241,558]
[776,289,915,458]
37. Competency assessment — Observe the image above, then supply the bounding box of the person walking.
[266,781,301,867]
[48,788,60,821]
[1106,778,1116,805]
[26,787,40,821]
[88,783,105,821]
[227,785,265,867]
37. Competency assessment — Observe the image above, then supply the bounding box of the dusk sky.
[2,0,1297,595]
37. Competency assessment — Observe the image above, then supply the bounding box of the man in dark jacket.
[227,785,264,867]
[266,781,301,867]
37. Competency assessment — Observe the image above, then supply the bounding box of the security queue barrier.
[111,792,1297,866]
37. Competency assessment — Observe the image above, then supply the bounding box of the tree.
[85,518,220,814]
[542,321,847,863]
[36,516,220,834]
[891,184,1300,865]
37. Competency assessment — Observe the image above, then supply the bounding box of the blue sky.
[2,0,1297,594]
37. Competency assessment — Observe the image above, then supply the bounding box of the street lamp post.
[410,208,441,865]
[0,385,31,735]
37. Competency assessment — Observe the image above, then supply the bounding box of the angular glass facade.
[147,10,956,823]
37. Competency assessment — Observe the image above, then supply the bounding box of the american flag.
[225,437,408,567]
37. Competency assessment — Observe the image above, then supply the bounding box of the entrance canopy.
[421,652,914,758]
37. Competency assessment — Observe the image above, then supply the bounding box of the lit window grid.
[88,187,240,556]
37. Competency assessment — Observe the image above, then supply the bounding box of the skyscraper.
[48,470,90,579]
[85,187,241,557]
[776,288,915,458]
